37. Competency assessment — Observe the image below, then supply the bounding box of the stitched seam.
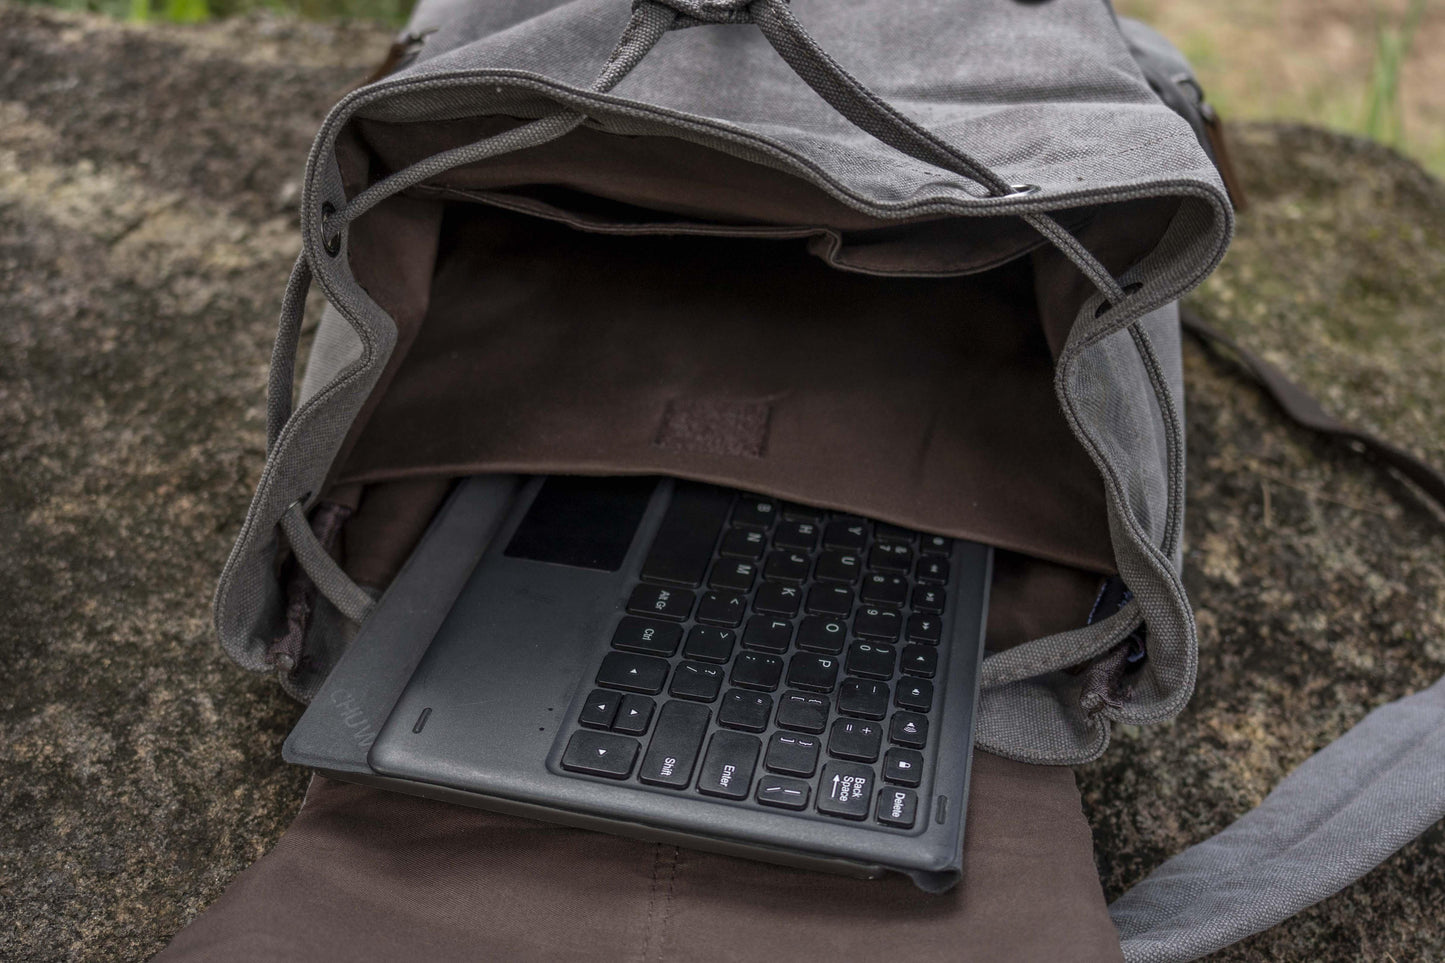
[639,843,664,963]
[1130,322,1186,557]
[652,846,680,962]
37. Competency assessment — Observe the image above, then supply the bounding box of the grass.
[19,0,413,24]
[1116,0,1443,176]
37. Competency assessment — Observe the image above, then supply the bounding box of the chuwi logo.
[329,688,379,749]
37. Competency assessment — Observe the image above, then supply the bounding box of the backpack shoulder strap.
[1109,310,1445,962]
[1182,311,1445,511]
[1111,676,1445,962]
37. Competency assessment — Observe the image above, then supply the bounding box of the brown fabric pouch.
[156,751,1121,963]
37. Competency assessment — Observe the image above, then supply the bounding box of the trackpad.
[504,475,654,571]
[370,478,658,786]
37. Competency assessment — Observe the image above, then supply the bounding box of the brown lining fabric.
[334,203,1119,573]
[155,752,1123,963]
[320,126,1186,575]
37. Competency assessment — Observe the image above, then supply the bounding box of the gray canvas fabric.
[1111,675,1445,962]
[214,0,1232,765]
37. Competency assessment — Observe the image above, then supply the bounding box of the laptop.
[284,474,991,892]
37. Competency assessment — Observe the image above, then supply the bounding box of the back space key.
[639,483,733,588]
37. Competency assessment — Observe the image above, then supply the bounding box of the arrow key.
[596,652,670,694]
[561,730,638,779]
[612,694,655,736]
[579,688,620,729]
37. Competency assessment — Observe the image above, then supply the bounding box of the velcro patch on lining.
[654,397,772,458]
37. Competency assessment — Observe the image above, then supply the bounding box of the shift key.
[638,701,711,788]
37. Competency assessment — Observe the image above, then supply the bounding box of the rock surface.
[0,6,1441,961]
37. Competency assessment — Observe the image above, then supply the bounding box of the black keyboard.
[560,485,957,831]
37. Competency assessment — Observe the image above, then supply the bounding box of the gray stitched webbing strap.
[266,254,312,452]
[279,501,376,623]
[1111,675,1445,962]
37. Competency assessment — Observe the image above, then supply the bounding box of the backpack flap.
[215,0,1232,763]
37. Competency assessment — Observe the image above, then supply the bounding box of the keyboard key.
[753,581,802,617]
[597,652,670,693]
[776,691,830,733]
[763,550,811,584]
[906,613,943,645]
[765,732,821,777]
[613,695,655,735]
[828,719,883,762]
[741,616,792,653]
[718,527,766,559]
[708,559,756,593]
[731,652,784,691]
[786,653,840,692]
[757,776,811,810]
[561,730,638,779]
[900,644,938,679]
[731,497,777,530]
[838,679,889,720]
[696,731,761,799]
[670,661,724,702]
[911,585,946,613]
[814,550,862,584]
[883,747,924,786]
[579,688,620,729]
[860,573,908,607]
[874,523,915,544]
[638,701,710,788]
[920,533,953,555]
[895,679,934,712]
[639,482,732,587]
[773,519,819,552]
[804,584,853,617]
[915,556,950,584]
[695,590,746,627]
[877,787,918,828]
[853,606,900,642]
[817,762,874,819]
[626,584,694,621]
[780,502,827,522]
[796,616,847,654]
[611,616,682,657]
[890,711,929,748]
[718,689,772,732]
[823,518,868,551]
[867,543,912,572]
[846,642,896,680]
[683,625,735,664]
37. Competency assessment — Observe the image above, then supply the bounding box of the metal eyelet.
[1094,282,1145,318]
[1008,183,1041,196]
[320,202,342,258]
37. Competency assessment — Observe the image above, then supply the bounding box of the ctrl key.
[561,730,638,779]
[817,762,874,820]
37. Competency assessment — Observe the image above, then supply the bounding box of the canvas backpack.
[213,2,1445,959]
